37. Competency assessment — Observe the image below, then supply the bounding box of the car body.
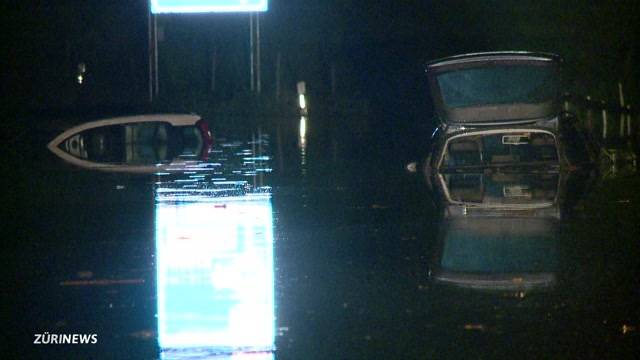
[423,52,595,292]
[47,114,213,173]
[422,52,590,177]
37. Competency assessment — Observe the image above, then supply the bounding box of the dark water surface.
[4,116,640,359]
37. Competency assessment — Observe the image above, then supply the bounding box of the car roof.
[426,51,562,70]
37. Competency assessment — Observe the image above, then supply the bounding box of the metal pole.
[619,82,625,138]
[211,46,217,92]
[256,13,261,94]
[602,105,608,140]
[275,52,281,101]
[148,6,153,103]
[154,15,159,96]
[586,96,593,132]
[249,13,255,92]
[627,105,631,137]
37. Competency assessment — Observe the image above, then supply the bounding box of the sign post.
[148,1,269,100]
[150,0,268,13]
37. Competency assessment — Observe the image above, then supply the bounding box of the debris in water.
[621,324,636,335]
[278,327,290,336]
[77,271,93,279]
[464,324,485,331]
[129,330,155,339]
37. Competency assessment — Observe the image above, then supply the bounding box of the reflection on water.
[155,197,275,358]
[299,116,307,144]
[431,170,564,291]
[154,134,275,359]
[434,217,558,290]
[299,116,307,176]
[436,171,562,216]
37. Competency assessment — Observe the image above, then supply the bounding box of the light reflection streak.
[299,116,307,176]
[299,116,307,141]
[155,192,275,358]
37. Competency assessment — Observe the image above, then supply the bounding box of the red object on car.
[196,119,214,160]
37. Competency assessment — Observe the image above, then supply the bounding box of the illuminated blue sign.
[155,196,275,358]
[151,0,268,13]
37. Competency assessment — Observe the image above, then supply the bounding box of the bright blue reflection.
[151,0,268,13]
[155,195,275,358]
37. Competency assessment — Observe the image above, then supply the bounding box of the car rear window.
[436,64,558,108]
[443,132,558,168]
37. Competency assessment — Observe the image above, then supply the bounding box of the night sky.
[2,0,638,113]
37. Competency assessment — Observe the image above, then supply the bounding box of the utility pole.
[154,15,159,97]
[148,6,153,103]
[256,13,261,94]
[249,13,255,92]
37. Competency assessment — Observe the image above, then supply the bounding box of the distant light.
[298,94,306,110]
[150,0,268,13]
[77,75,83,84]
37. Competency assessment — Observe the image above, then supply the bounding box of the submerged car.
[423,51,590,176]
[47,114,213,173]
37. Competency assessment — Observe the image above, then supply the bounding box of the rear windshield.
[436,64,558,108]
[443,132,558,168]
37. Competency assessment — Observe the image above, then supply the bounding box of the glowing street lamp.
[76,62,86,85]
[297,81,307,115]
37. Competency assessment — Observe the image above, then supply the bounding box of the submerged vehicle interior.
[60,122,204,164]
[441,131,558,169]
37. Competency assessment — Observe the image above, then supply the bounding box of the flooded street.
[5,0,640,358]
[5,114,640,359]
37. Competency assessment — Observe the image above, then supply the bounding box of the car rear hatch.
[426,52,562,126]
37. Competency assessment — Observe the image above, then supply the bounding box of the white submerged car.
[47,114,213,173]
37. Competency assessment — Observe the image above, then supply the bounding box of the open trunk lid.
[426,52,562,125]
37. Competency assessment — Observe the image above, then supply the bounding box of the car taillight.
[196,119,213,160]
